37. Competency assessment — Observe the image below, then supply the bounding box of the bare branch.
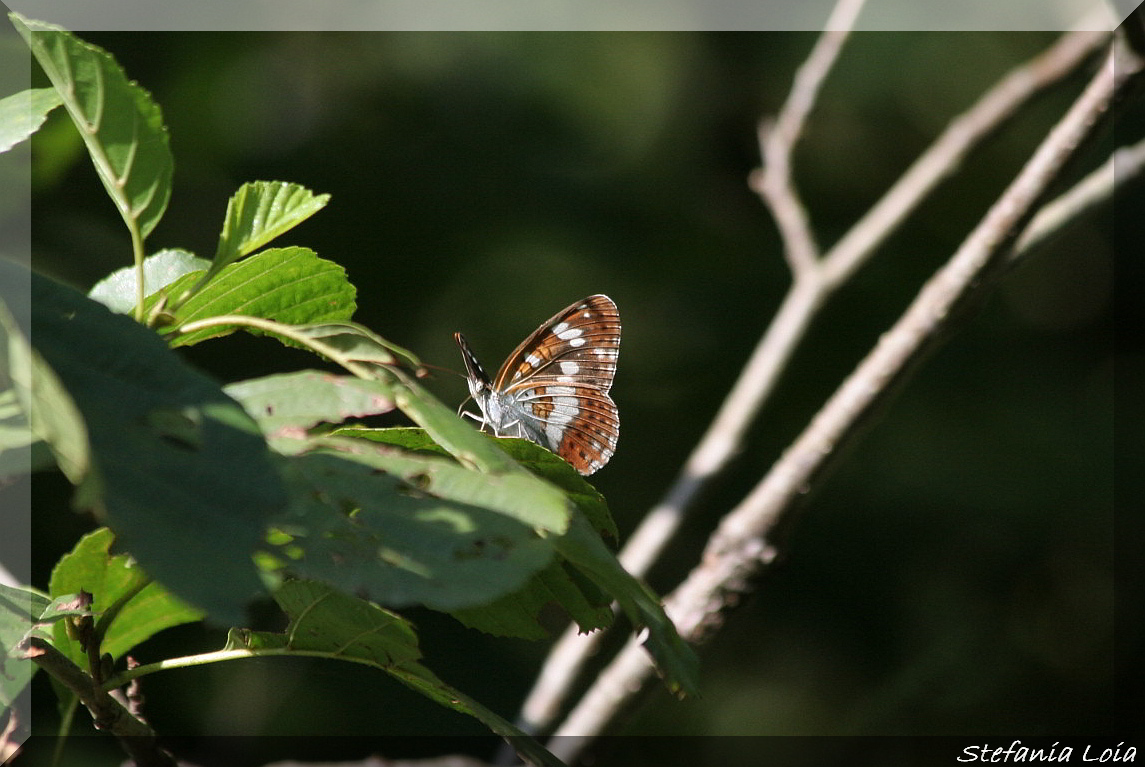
[511,26,1109,746]
[822,27,1110,288]
[546,41,1140,764]
[750,0,866,273]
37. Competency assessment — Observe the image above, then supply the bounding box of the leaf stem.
[173,315,377,379]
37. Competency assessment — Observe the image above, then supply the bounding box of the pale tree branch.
[510,22,1110,746]
[545,39,1141,766]
[750,0,867,274]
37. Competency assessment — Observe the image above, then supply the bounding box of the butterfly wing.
[495,295,620,474]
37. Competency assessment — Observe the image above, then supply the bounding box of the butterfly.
[454,294,620,475]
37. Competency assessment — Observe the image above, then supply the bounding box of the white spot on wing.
[557,327,583,341]
[560,361,580,375]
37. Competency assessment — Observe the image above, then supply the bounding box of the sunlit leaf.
[213,181,329,270]
[13,13,172,238]
[0,87,63,153]
[88,249,211,315]
[157,247,356,347]
[267,452,554,611]
[225,371,396,437]
[48,528,203,670]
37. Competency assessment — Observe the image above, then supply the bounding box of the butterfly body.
[455,294,620,475]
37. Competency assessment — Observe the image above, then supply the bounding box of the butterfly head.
[454,332,492,400]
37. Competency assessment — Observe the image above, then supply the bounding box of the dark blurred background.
[22,29,1135,765]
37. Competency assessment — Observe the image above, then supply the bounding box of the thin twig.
[546,41,1139,765]
[19,637,179,767]
[751,0,866,273]
[821,26,1111,287]
[511,25,1109,744]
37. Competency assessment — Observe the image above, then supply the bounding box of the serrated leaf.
[213,181,329,270]
[238,580,567,767]
[13,13,172,238]
[225,371,395,441]
[88,249,211,315]
[0,87,63,153]
[340,427,617,544]
[31,270,283,625]
[394,380,524,475]
[268,452,554,611]
[158,247,356,347]
[48,528,203,670]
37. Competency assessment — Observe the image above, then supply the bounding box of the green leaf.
[394,379,525,475]
[48,528,203,670]
[286,321,421,370]
[13,13,173,239]
[451,560,612,640]
[554,512,700,698]
[0,273,89,484]
[314,435,571,533]
[224,371,396,443]
[0,86,63,153]
[334,428,617,640]
[0,583,52,714]
[239,580,567,767]
[213,181,330,270]
[484,436,619,544]
[31,270,284,625]
[268,452,554,611]
[88,249,211,315]
[158,247,356,347]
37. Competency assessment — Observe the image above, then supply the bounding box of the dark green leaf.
[31,271,283,624]
[554,512,701,698]
[213,181,330,270]
[314,435,570,533]
[268,453,553,611]
[0,87,63,153]
[13,13,172,238]
[224,371,395,441]
[451,560,613,640]
[48,528,203,669]
[255,580,567,767]
[1,279,89,483]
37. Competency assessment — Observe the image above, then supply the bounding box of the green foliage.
[212,180,330,272]
[49,528,203,670]
[236,580,570,767]
[0,583,53,713]
[31,268,283,625]
[4,15,699,757]
[88,249,211,315]
[0,272,89,483]
[156,247,358,346]
[12,13,172,240]
[0,86,62,153]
